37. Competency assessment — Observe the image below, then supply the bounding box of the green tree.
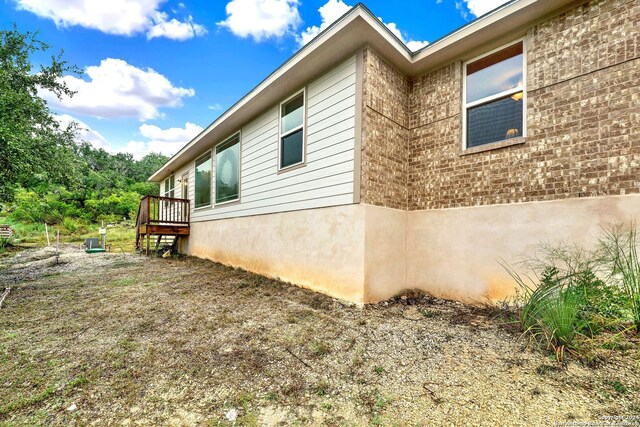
[132,153,170,183]
[0,26,172,224]
[0,25,81,201]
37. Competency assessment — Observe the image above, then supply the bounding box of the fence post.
[55,230,59,264]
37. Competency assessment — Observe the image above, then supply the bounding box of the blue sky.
[0,0,508,158]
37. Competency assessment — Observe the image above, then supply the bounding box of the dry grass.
[0,246,639,426]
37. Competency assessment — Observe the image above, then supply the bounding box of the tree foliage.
[0,25,82,200]
[0,26,170,222]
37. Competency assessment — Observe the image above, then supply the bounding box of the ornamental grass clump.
[505,225,640,362]
[0,236,11,252]
[507,264,589,362]
[504,235,640,362]
[600,225,640,332]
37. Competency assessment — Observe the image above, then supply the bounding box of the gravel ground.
[0,246,638,426]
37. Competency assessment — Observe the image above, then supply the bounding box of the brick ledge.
[460,137,526,156]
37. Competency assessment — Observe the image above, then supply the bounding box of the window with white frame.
[194,152,212,208]
[279,90,305,169]
[215,133,240,204]
[163,175,175,198]
[464,41,525,149]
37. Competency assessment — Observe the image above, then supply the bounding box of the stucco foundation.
[182,194,640,305]
[183,205,367,303]
[367,194,640,304]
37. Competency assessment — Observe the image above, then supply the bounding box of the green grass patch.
[608,380,628,394]
[0,217,136,253]
[0,385,57,416]
[0,377,87,416]
[313,380,330,396]
[309,341,331,357]
[109,278,137,287]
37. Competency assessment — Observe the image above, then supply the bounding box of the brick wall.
[360,48,410,210]
[362,0,640,211]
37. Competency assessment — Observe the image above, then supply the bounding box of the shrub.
[62,217,89,234]
[570,270,629,335]
[84,191,141,222]
[9,187,83,224]
[504,235,636,362]
[63,217,77,232]
[513,266,587,360]
[9,188,47,223]
[600,225,640,332]
[0,237,11,252]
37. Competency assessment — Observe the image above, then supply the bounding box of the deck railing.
[135,195,190,253]
[137,195,190,227]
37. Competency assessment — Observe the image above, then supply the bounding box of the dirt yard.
[0,246,638,426]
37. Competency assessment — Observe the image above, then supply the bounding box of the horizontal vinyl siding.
[191,55,357,222]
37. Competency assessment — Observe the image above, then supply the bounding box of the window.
[463,41,525,149]
[215,133,240,204]
[163,175,175,198]
[194,152,212,208]
[279,90,305,169]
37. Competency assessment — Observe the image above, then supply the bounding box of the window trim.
[163,174,175,198]
[462,38,527,151]
[213,131,242,206]
[193,150,213,210]
[278,88,306,172]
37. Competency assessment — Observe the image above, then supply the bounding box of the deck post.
[147,196,151,255]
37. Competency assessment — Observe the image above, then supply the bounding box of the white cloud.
[139,122,203,143]
[382,20,428,52]
[13,0,206,40]
[54,114,112,151]
[55,114,202,159]
[455,2,469,20]
[405,40,429,51]
[123,141,148,159]
[298,0,350,46]
[461,0,510,18]
[147,12,207,41]
[42,58,195,121]
[297,0,428,51]
[208,103,223,111]
[127,122,204,159]
[218,0,301,42]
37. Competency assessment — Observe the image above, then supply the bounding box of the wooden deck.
[135,196,190,254]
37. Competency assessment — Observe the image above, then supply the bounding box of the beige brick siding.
[360,48,410,210]
[527,0,639,92]
[361,0,640,211]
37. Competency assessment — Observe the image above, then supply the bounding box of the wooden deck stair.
[135,195,190,255]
